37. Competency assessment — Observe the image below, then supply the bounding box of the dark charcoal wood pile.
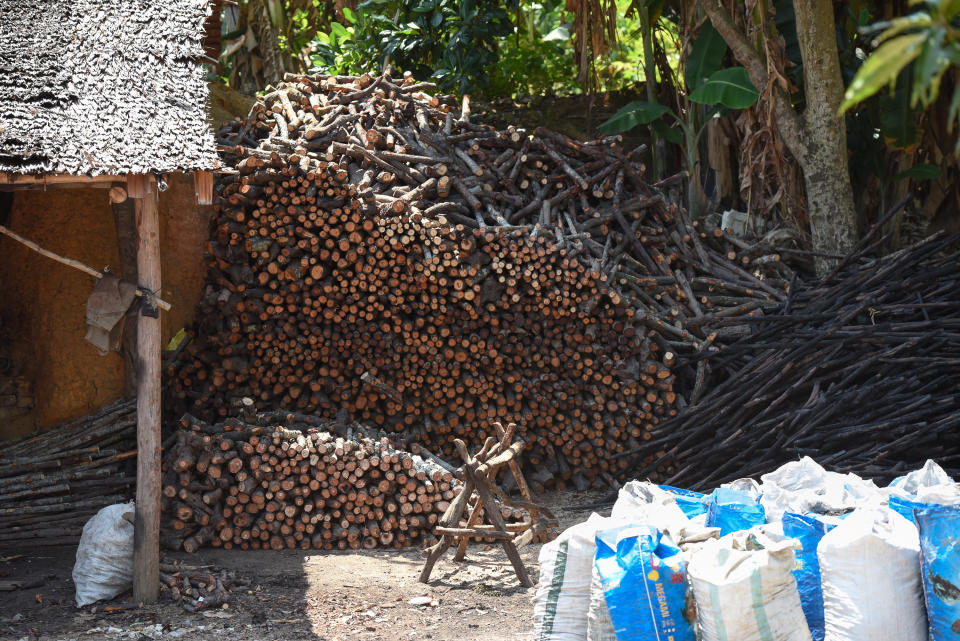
[0,399,136,545]
[161,411,541,552]
[168,69,785,486]
[623,232,960,489]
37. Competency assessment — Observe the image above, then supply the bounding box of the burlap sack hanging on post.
[84,274,137,354]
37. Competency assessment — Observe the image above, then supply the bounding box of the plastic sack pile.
[533,458,960,641]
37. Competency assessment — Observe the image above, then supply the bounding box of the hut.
[0,0,220,601]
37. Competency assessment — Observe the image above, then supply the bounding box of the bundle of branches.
[161,411,533,552]
[0,399,137,545]
[624,232,960,489]
[171,68,784,486]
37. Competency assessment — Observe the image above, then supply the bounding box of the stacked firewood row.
[223,71,788,346]
[624,232,960,488]
[170,71,781,485]
[161,412,511,552]
[0,399,136,545]
[168,70,790,484]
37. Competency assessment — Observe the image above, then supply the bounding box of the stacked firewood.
[168,69,783,485]
[161,412,477,552]
[0,399,136,545]
[624,232,960,488]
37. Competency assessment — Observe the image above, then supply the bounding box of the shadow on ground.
[0,490,610,641]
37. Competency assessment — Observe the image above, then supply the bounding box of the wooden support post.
[110,183,138,399]
[131,174,161,603]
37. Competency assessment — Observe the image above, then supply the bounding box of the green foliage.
[841,0,960,152]
[482,0,581,97]
[684,19,727,91]
[609,0,677,92]
[688,67,759,109]
[310,0,515,93]
[652,119,683,144]
[841,32,928,110]
[896,162,943,179]
[310,9,369,76]
[479,0,654,98]
[596,32,759,217]
[306,0,657,98]
[598,67,758,135]
[597,101,671,133]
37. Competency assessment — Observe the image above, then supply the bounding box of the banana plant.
[598,18,759,217]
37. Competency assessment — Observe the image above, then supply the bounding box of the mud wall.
[0,174,212,439]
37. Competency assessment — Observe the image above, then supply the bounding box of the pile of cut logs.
[162,412,483,551]
[160,560,249,612]
[95,560,250,612]
[624,232,960,488]
[0,399,136,545]
[169,69,783,485]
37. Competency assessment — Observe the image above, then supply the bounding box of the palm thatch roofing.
[0,0,219,176]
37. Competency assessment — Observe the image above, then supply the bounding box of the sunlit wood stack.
[169,69,781,486]
[161,412,469,551]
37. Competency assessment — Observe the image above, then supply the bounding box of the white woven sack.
[585,561,617,641]
[818,507,926,641]
[687,528,812,641]
[73,502,135,607]
[533,514,628,641]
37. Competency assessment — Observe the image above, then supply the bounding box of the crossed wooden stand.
[419,422,557,586]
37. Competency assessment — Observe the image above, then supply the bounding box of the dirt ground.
[0,490,613,641]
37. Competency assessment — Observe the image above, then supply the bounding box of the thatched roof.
[0,0,219,176]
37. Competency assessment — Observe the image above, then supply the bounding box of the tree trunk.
[700,0,858,275]
[255,6,285,87]
[792,0,858,273]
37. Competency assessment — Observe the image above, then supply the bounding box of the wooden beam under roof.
[0,173,125,189]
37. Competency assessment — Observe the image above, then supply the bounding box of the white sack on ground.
[586,483,715,641]
[687,528,812,641]
[610,481,689,530]
[888,460,955,496]
[760,457,881,522]
[73,502,136,607]
[611,480,718,546]
[818,507,926,641]
[586,561,617,641]
[533,514,630,641]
